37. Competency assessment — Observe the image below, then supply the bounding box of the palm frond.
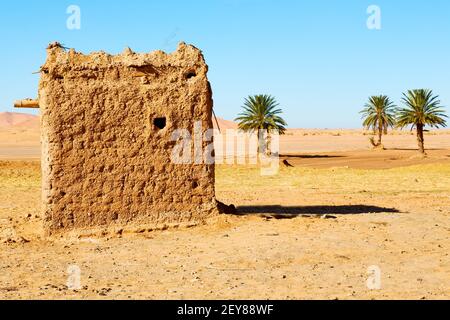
[235,94,287,134]
[360,95,397,132]
[397,89,448,129]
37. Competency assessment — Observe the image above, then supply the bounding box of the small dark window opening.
[154,117,167,130]
[185,72,196,79]
[192,181,199,189]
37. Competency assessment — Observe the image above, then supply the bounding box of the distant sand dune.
[0,112,39,128]
[213,117,238,131]
[1,113,450,166]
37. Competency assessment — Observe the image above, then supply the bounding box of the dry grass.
[0,161,449,299]
[0,161,40,188]
[216,164,450,195]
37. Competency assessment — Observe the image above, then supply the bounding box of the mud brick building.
[34,42,224,235]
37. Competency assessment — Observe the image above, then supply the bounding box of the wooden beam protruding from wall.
[14,99,39,109]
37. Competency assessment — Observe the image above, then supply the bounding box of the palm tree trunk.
[377,122,383,146]
[256,129,265,165]
[266,129,272,156]
[416,124,425,154]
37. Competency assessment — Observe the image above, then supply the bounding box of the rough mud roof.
[43,41,209,73]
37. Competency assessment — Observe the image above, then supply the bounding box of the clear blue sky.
[1,0,449,128]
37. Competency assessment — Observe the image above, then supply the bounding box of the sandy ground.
[0,125,449,300]
[0,128,40,160]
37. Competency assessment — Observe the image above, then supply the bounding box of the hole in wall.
[68,213,74,224]
[185,71,196,80]
[192,181,199,189]
[154,117,167,130]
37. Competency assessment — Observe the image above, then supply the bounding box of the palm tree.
[397,89,447,154]
[360,95,396,148]
[235,94,287,155]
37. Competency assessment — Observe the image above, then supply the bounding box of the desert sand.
[0,112,449,299]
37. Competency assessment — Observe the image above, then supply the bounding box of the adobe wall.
[38,42,220,235]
